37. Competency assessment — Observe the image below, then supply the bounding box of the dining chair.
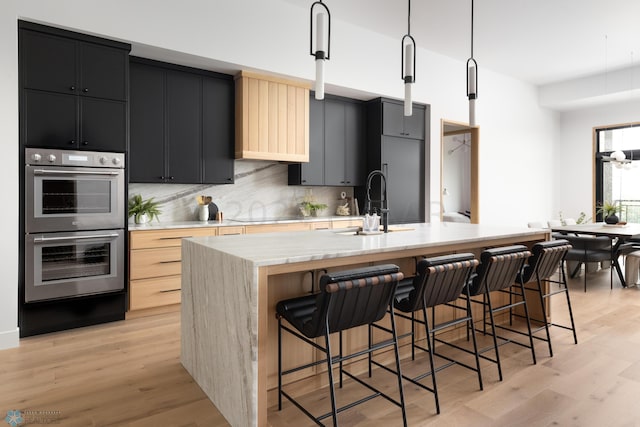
[561,234,613,292]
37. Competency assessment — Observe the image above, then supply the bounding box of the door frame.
[440,119,479,223]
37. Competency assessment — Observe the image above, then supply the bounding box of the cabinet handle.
[82,141,89,146]
[68,140,75,145]
[82,88,89,93]
[159,260,181,264]
[158,236,192,240]
[159,288,181,293]
[302,180,307,183]
[227,177,233,181]
[69,86,76,91]
[340,181,345,184]
[345,181,351,184]
[169,176,175,180]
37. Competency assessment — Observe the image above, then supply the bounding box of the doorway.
[440,120,479,223]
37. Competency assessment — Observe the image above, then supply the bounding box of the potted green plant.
[299,201,328,217]
[128,194,162,224]
[597,201,621,224]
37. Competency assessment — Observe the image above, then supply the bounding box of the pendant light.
[310,1,331,100]
[466,0,478,126]
[401,0,416,116]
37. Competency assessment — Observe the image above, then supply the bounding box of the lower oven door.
[25,229,124,303]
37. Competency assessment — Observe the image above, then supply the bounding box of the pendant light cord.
[470,0,474,58]
[407,0,411,35]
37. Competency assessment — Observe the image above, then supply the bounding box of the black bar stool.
[276,264,407,426]
[516,239,577,357]
[466,245,535,381]
[371,253,482,415]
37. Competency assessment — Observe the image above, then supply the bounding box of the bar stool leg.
[422,304,440,414]
[324,319,339,426]
[485,291,503,381]
[535,272,553,357]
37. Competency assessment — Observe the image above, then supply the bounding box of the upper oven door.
[26,165,125,232]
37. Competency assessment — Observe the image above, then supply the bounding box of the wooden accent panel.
[130,246,182,280]
[235,70,310,162]
[130,275,182,310]
[130,227,217,249]
[217,226,245,236]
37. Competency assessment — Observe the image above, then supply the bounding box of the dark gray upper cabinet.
[21,24,127,102]
[202,76,235,184]
[19,21,130,152]
[382,101,425,140]
[129,57,234,184]
[289,94,364,186]
[358,97,429,224]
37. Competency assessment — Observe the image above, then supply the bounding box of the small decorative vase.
[605,214,619,224]
[198,204,209,221]
[135,213,150,224]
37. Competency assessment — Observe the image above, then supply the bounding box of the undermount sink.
[333,226,414,236]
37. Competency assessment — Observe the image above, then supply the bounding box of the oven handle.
[33,169,120,176]
[33,233,120,243]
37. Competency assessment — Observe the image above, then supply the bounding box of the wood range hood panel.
[235,71,310,162]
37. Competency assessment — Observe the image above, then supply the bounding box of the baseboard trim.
[0,327,19,350]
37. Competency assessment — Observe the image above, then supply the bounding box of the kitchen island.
[180,222,549,427]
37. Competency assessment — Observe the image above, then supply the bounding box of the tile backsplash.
[128,160,354,223]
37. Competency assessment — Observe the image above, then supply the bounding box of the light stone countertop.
[128,215,362,231]
[183,222,548,267]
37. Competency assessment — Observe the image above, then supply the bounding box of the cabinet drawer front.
[130,275,181,310]
[332,219,363,228]
[218,226,245,236]
[130,247,182,279]
[310,221,331,230]
[130,227,217,249]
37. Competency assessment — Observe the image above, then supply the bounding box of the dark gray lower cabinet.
[289,94,364,186]
[129,57,234,184]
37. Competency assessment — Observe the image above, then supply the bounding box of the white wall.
[557,98,640,219]
[0,0,561,347]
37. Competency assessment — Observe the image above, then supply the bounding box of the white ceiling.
[302,0,640,87]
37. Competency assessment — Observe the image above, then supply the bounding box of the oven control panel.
[26,148,125,169]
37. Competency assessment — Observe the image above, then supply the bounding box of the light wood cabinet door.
[235,71,310,162]
[130,275,182,310]
[130,247,183,280]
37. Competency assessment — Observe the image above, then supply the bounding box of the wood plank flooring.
[3,267,640,426]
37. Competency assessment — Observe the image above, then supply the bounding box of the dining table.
[550,222,640,288]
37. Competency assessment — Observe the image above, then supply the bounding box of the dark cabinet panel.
[289,94,364,186]
[80,43,128,101]
[381,136,425,224]
[202,76,234,184]
[19,23,130,153]
[323,99,344,186]
[358,97,428,224]
[344,102,364,186]
[21,30,77,95]
[23,90,77,149]
[382,101,425,140]
[81,98,127,152]
[20,28,127,102]
[129,62,165,183]
[129,58,234,184]
[166,71,201,183]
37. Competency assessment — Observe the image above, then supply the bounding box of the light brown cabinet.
[129,227,217,311]
[235,71,310,162]
[128,219,361,313]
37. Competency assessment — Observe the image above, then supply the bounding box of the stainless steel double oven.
[24,148,125,303]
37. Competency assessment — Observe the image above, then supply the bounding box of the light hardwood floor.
[4,268,640,426]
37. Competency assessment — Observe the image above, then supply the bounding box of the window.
[595,124,640,222]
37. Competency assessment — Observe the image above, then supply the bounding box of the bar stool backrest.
[520,240,572,283]
[470,245,531,295]
[396,253,478,313]
[303,264,403,338]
